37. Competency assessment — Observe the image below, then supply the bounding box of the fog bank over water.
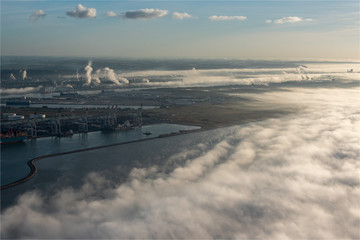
[1,87,359,239]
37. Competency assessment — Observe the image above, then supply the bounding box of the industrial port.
[1,104,145,142]
[1,85,292,144]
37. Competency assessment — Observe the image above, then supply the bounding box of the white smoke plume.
[103,67,120,85]
[1,87,359,239]
[84,61,93,86]
[9,73,16,80]
[92,69,101,84]
[21,70,27,80]
[83,62,129,86]
[92,67,129,85]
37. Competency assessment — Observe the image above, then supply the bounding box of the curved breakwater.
[1,130,199,190]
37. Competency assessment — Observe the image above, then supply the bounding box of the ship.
[0,130,27,144]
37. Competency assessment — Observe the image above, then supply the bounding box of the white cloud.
[105,11,117,17]
[274,16,306,24]
[29,10,46,22]
[172,12,193,20]
[1,87,359,239]
[209,15,247,21]
[122,8,168,20]
[266,17,314,24]
[66,4,96,19]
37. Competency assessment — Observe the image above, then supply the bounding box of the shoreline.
[0,127,202,191]
[0,115,288,191]
[1,97,293,191]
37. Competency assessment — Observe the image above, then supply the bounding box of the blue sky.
[1,0,359,60]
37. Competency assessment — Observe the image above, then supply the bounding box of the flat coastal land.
[1,85,297,132]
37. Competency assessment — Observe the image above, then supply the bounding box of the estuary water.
[0,124,200,187]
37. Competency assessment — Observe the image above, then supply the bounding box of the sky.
[1,0,359,60]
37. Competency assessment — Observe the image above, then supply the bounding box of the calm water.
[1,124,200,186]
[1,125,223,211]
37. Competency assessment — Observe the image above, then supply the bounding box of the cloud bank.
[209,15,247,21]
[122,8,168,20]
[172,12,193,20]
[66,4,96,19]
[1,87,359,239]
[29,10,46,22]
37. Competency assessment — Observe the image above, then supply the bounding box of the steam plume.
[10,73,16,80]
[22,70,27,80]
[84,61,93,85]
[103,67,129,85]
[103,67,120,85]
[93,69,101,84]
